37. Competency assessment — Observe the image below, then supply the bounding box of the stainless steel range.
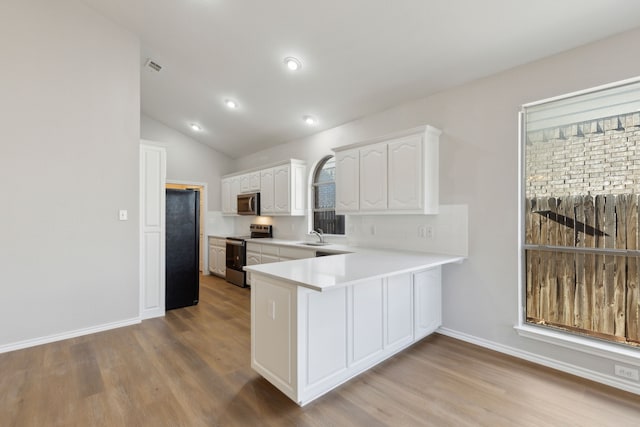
[225,224,272,287]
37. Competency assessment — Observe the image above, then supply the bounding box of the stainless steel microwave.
[237,192,260,215]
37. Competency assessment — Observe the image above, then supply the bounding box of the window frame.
[309,155,345,236]
[516,76,640,361]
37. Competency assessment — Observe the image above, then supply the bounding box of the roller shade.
[524,78,640,131]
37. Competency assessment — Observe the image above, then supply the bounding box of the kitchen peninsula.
[245,249,463,406]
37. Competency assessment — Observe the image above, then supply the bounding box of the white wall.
[234,28,640,391]
[0,0,140,349]
[140,114,235,212]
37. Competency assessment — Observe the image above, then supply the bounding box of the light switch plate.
[119,209,128,221]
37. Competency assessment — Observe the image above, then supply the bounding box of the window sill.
[514,323,640,364]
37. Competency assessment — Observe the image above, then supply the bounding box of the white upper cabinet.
[260,168,275,213]
[388,134,422,210]
[231,178,240,213]
[221,178,231,213]
[223,159,305,216]
[221,176,240,214]
[333,125,441,215]
[359,142,388,211]
[335,149,359,212]
[240,171,260,193]
[273,164,291,214]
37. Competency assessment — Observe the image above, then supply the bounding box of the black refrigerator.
[165,188,200,310]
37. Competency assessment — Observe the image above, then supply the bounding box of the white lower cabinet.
[414,267,442,340]
[385,273,414,351]
[351,279,384,366]
[245,251,261,285]
[245,242,315,284]
[251,266,442,406]
[208,237,226,277]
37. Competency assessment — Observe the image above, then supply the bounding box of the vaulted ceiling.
[83,0,640,158]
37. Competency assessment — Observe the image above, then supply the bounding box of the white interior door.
[139,142,166,319]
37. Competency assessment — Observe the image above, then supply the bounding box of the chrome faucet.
[310,228,325,243]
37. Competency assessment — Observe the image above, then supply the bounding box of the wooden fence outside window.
[525,194,640,345]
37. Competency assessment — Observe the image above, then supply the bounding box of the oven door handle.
[226,240,245,247]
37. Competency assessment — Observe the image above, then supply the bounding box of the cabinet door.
[359,143,387,211]
[221,179,231,214]
[388,135,423,210]
[335,149,359,212]
[208,244,217,274]
[385,273,414,350]
[290,163,306,215]
[351,279,384,366]
[248,171,261,191]
[239,174,250,193]
[246,251,261,285]
[216,247,226,276]
[414,267,442,340]
[260,168,275,214]
[230,177,240,213]
[273,165,290,214]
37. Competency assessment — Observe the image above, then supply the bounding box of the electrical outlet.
[418,226,426,238]
[425,226,434,239]
[614,364,639,381]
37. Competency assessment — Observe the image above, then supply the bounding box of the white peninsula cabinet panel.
[334,125,441,215]
[250,266,443,406]
[335,149,359,212]
[385,273,414,350]
[414,267,442,340]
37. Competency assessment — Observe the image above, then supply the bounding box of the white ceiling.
[83,0,640,159]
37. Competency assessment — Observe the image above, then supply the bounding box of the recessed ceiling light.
[190,123,202,132]
[284,56,302,71]
[303,115,317,126]
[225,99,238,109]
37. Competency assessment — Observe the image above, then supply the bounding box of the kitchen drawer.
[279,246,314,260]
[261,245,279,256]
[247,242,261,253]
[209,237,226,247]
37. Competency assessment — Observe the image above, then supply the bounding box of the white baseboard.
[0,317,141,354]
[437,327,640,396]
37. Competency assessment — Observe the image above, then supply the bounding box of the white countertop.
[244,247,464,291]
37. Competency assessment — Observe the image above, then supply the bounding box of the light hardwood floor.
[2,274,640,426]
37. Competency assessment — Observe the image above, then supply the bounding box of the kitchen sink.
[298,242,330,246]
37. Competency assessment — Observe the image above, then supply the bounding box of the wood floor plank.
[1,274,640,426]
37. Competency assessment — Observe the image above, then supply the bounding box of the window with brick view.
[312,155,345,235]
[523,78,640,347]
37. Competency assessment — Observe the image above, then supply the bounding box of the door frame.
[165,180,209,274]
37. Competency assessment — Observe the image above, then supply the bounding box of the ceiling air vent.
[144,59,162,72]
